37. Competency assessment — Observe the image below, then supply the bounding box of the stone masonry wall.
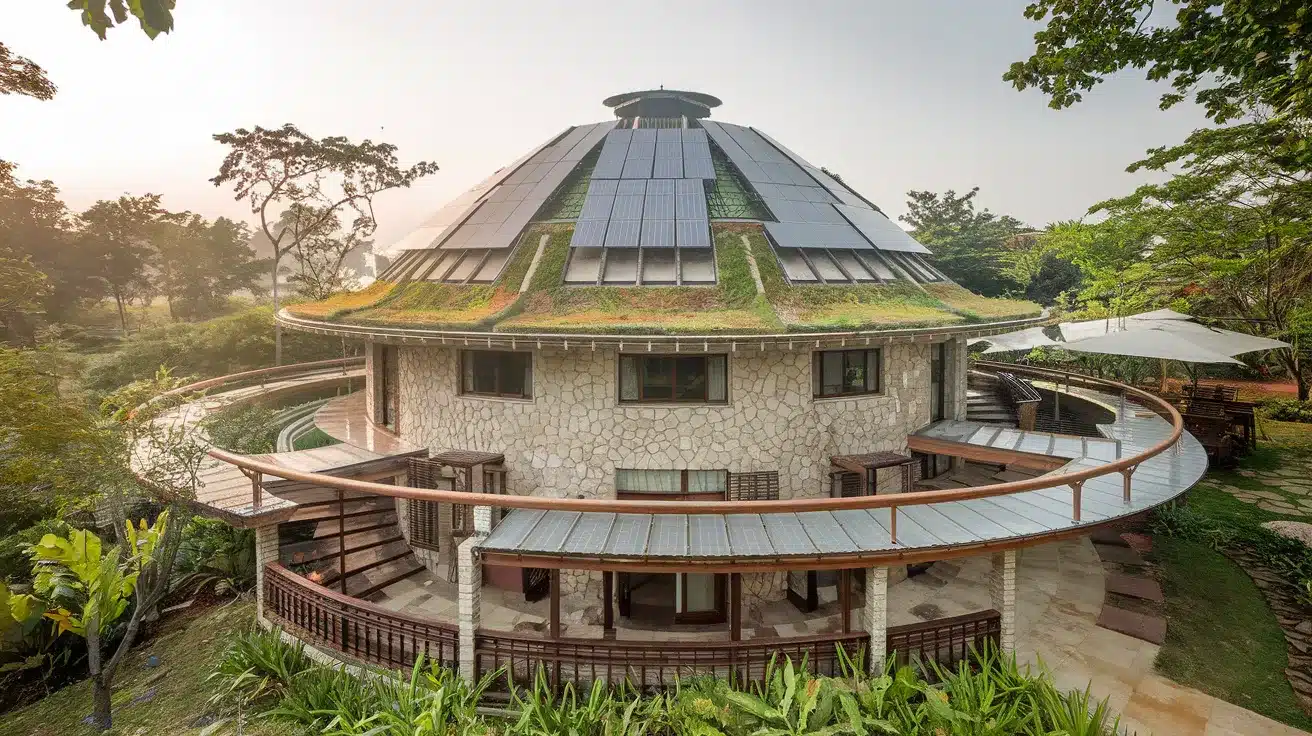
[386,341,943,605]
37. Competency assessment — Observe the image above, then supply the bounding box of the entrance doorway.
[618,572,726,625]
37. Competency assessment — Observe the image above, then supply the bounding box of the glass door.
[930,342,946,422]
[676,573,726,624]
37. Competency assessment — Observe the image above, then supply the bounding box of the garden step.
[1093,542,1145,565]
[1097,605,1167,644]
[1089,527,1130,547]
[1105,573,1164,602]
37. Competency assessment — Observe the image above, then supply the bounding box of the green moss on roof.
[288,223,1040,335]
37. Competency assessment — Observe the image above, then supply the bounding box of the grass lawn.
[1153,536,1312,730]
[0,602,293,736]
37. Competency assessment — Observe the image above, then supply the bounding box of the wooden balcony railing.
[473,629,870,690]
[263,562,458,670]
[886,609,1002,670]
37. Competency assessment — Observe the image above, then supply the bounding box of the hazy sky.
[3,1,1207,249]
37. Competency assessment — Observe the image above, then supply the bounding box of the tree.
[154,215,265,321]
[1002,231,1086,305]
[1006,0,1312,127]
[0,42,55,100]
[77,194,177,335]
[277,205,368,301]
[899,187,1030,296]
[1085,118,1312,397]
[210,124,438,363]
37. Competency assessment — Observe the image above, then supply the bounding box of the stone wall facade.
[378,339,964,606]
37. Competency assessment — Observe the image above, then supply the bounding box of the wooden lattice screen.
[727,471,780,501]
[406,457,444,551]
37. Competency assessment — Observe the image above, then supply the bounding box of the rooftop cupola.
[602,89,722,119]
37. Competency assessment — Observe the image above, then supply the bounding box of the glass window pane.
[674,356,707,400]
[821,352,844,395]
[471,353,497,394]
[683,573,717,612]
[687,470,727,493]
[706,355,727,402]
[462,351,475,392]
[866,349,880,392]
[620,356,640,400]
[500,353,527,397]
[642,357,675,400]
[616,469,680,493]
[843,350,866,393]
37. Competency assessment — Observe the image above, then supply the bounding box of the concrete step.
[1097,605,1167,644]
[1106,573,1165,603]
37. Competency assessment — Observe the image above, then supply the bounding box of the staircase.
[966,371,1017,426]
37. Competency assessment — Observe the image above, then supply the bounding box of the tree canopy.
[1006,0,1312,126]
[899,187,1031,297]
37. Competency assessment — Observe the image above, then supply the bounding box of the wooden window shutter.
[406,457,444,551]
[726,471,780,501]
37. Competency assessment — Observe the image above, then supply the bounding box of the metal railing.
[264,562,458,670]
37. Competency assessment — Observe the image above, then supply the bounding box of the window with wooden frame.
[812,348,882,399]
[618,354,727,404]
[615,469,727,500]
[460,350,532,399]
[377,345,399,430]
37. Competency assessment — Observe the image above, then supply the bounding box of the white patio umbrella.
[968,326,1059,354]
[1060,327,1247,365]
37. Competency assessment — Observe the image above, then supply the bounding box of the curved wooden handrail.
[203,360,1184,516]
[266,562,456,632]
[151,356,364,402]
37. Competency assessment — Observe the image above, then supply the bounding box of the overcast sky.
[3,1,1207,249]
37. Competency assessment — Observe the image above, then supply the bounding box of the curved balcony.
[146,358,1207,684]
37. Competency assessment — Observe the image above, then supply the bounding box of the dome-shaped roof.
[297,94,1039,337]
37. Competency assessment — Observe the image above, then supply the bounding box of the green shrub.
[201,404,280,454]
[207,627,312,710]
[83,307,355,394]
[0,519,70,585]
[172,517,255,597]
[1259,398,1312,423]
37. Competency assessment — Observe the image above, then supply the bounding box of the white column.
[864,566,889,672]
[457,536,481,681]
[254,524,280,629]
[989,550,1018,653]
[471,462,492,536]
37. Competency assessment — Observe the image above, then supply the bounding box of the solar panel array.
[378,121,615,284]
[699,120,937,285]
[565,125,716,286]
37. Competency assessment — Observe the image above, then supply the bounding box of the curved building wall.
[380,338,966,602]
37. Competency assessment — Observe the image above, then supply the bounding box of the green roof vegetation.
[287,223,1040,335]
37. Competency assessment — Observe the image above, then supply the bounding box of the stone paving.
[1220,461,1312,517]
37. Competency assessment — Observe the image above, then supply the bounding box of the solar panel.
[834,204,931,254]
[563,247,603,283]
[626,140,656,159]
[645,179,674,195]
[643,192,675,220]
[640,219,675,247]
[765,221,872,250]
[655,141,681,159]
[631,128,658,144]
[682,154,715,180]
[592,150,626,179]
[680,248,716,282]
[676,219,711,247]
[571,218,609,247]
[589,179,620,196]
[579,193,615,220]
[676,193,707,220]
[610,195,645,220]
[617,180,647,196]
[604,220,641,247]
[653,158,683,178]
[621,158,654,179]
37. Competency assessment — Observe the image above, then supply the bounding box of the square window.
[812,349,882,399]
[460,350,532,399]
[619,354,728,404]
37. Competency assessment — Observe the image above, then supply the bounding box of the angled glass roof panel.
[563,247,603,283]
[765,221,871,250]
[831,249,876,281]
[688,515,731,557]
[471,248,511,282]
[561,513,616,554]
[725,514,773,556]
[679,247,716,283]
[602,247,639,283]
[762,513,818,555]
[570,219,609,247]
[641,219,675,247]
[808,251,847,281]
[653,158,683,178]
[444,250,484,282]
[856,250,897,280]
[649,514,688,557]
[776,247,818,281]
[603,514,652,556]
[902,253,944,281]
[834,203,931,254]
[640,248,676,281]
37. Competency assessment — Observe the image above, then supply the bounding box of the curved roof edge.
[277,308,1050,348]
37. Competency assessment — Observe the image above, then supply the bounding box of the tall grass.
[208,630,1122,735]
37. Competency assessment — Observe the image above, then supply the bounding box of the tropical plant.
[172,518,255,597]
[207,627,311,711]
